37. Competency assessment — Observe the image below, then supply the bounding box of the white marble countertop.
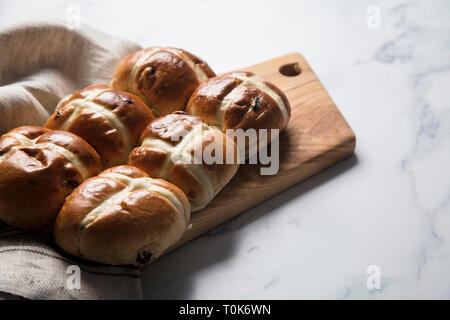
[1,0,449,299]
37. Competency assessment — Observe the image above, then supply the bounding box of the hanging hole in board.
[279,63,301,77]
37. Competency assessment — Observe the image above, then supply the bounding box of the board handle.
[278,61,302,77]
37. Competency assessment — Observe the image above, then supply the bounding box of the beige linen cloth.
[0,21,144,299]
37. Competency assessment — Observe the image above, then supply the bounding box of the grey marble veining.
[0,0,449,299]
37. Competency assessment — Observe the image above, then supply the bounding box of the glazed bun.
[112,47,215,116]
[54,165,190,266]
[0,126,101,232]
[129,112,238,212]
[45,84,155,168]
[186,71,291,157]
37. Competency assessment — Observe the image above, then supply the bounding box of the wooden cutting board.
[168,53,356,254]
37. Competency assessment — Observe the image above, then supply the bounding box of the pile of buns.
[0,47,290,266]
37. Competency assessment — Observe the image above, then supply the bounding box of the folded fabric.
[0,20,143,299]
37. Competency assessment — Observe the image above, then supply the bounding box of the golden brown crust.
[54,165,190,266]
[128,146,168,177]
[142,112,202,144]
[187,128,238,193]
[186,72,291,156]
[49,107,125,167]
[36,130,102,174]
[94,88,154,141]
[129,113,239,211]
[167,162,210,209]
[112,47,215,116]
[78,189,180,264]
[224,87,285,131]
[177,48,216,78]
[263,80,291,117]
[45,84,155,168]
[0,126,101,232]
[111,51,143,98]
[186,76,241,126]
[104,164,149,179]
[7,126,50,139]
[53,176,122,255]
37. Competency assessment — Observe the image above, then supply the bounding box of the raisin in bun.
[54,165,190,266]
[0,126,101,232]
[112,47,215,116]
[129,112,238,212]
[186,71,291,157]
[45,84,154,168]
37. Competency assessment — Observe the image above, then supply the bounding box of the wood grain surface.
[168,53,356,254]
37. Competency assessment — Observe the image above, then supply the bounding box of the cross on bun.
[45,84,155,168]
[0,126,101,232]
[54,165,190,266]
[112,47,215,116]
[186,71,291,157]
[129,112,239,212]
